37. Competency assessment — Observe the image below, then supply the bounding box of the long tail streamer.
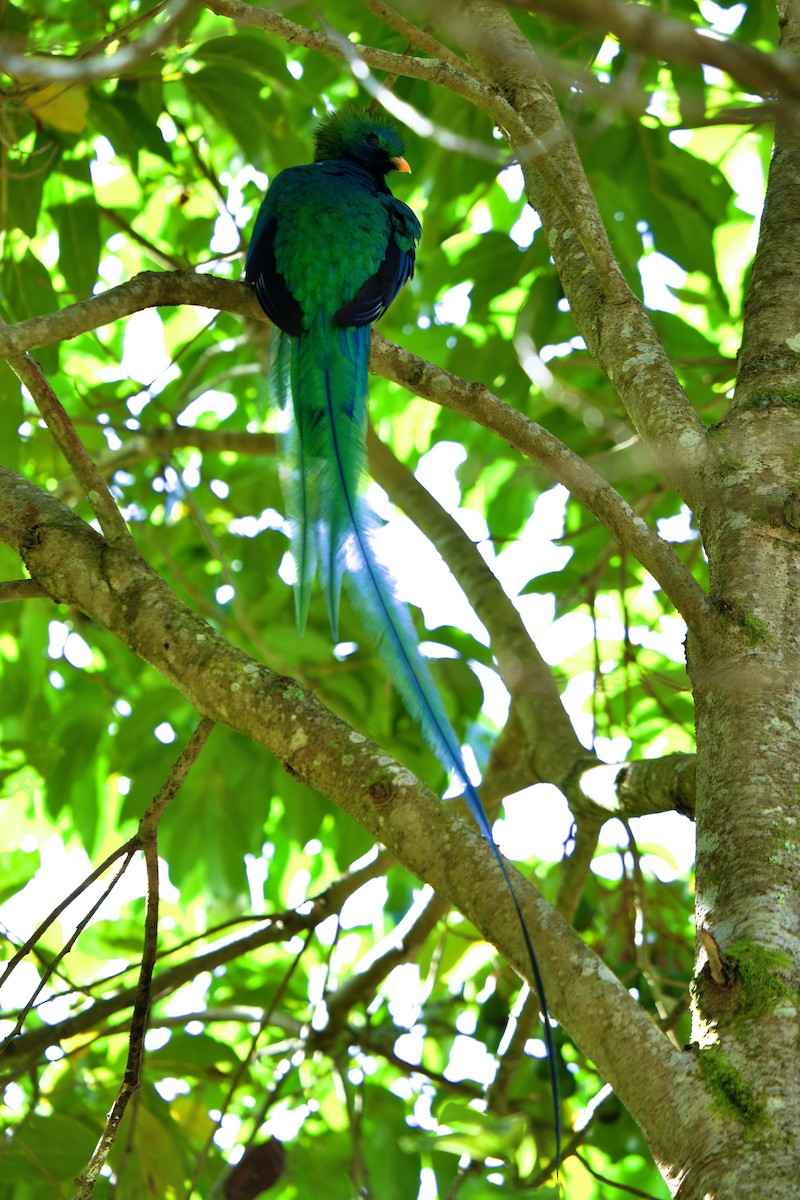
[276,316,561,1173]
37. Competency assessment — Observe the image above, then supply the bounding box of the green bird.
[245,106,560,1165]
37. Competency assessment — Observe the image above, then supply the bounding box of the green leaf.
[361,1087,422,1200]
[4,131,60,237]
[0,847,40,904]
[53,198,101,299]
[0,1114,94,1184]
[0,361,24,472]
[183,67,270,163]
[0,250,59,372]
[193,32,289,82]
[110,1095,187,1200]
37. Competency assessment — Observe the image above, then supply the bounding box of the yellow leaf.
[24,84,89,133]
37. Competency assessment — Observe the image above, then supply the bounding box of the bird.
[245,105,560,1168]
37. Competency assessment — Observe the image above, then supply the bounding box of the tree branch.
[0,272,712,636]
[0,0,197,85]
[71,717,215,1200]
[519,0,799,103]
[0,850,388,1078]
[2,340,134,548]
[0,578,50,602]
[0,271,259,356]
[437,0,714,511]
[368,428,589,784]
[371,334,713,637]
[0,465,706,1151]
[734,27,800,407]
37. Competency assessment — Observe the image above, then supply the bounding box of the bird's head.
[313,107,411,176]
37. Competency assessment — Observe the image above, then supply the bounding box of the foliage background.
[0,0,775,1197]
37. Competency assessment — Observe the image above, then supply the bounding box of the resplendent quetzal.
[245,106,559,1161]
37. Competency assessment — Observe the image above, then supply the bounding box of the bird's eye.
[366,133,380,147]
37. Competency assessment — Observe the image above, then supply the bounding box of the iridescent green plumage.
[247,108,419,632]
[245,108,560,1169]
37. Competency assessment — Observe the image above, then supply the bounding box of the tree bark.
[435,0,800,1193]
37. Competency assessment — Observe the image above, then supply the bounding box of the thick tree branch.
[0,273,712,637]
[369,428,589,784]
[371,334,713,637]
[734,8,800,409]
[0,271,258,355]
[614,753,696,821]
[0,465,707,1151]
[437,0,714,511]
[0,578,49,602]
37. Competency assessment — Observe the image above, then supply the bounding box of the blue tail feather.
[279,314,560,1174]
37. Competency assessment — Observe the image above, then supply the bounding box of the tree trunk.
[682,97,800,1200]
[442,0,800,1193]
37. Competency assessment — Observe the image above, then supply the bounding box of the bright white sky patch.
[120,310,179,389]
[639,252,686,313]
[435,281,472,326]
[657,504,696,542]
[510,205,541,248]
[724,138,766,217]
[495,784,573,862]
[497,163,525,201]
[229,508,288,538]
[444,1034,497,1086]
[470,204,492,234]
[210,213,239,254]
[63,632,93,669]
[415,440,465,511]
[339,877,389,930]
[699,0,746,34]
[47,621,94,669]
[177,390,237,426]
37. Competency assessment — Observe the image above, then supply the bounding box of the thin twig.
[71,717,215,1200]
[0,839,138,1004]
[574,1149,666,1199]
[0,850,138,1046]
[188,929,316,1200]
[1,849,394,1079]
[3,341,133,548]
[0,578,50,602]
